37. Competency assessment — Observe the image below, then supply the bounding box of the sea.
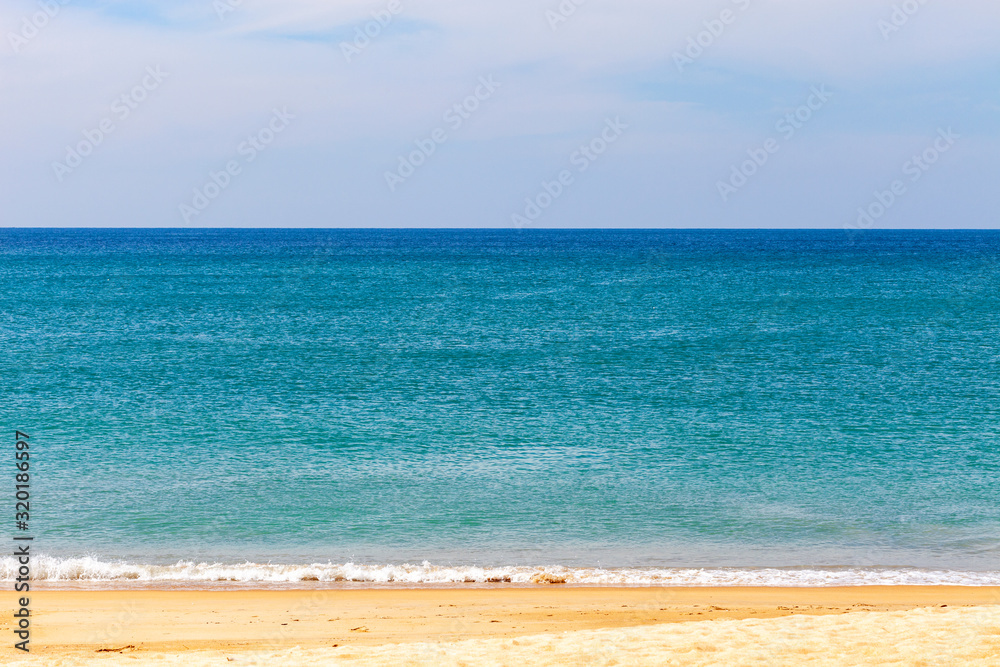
[1,228,999,587]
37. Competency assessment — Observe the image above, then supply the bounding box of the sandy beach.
[3,586,999,665]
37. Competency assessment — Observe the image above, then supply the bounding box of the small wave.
[3,556,1000,586]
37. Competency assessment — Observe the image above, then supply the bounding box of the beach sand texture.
[2,587,998,665]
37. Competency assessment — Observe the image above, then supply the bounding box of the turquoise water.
[2,229,999,584]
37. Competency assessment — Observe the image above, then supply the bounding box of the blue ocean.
[2,229,999,586]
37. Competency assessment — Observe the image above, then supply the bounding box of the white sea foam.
[3,556,1000,586]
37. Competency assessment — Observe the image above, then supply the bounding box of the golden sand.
[2,587,999,665]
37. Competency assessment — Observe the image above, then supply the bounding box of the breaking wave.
[4,556,1000,587]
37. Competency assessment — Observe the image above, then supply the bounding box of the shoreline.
[19,580,1000,591]
[8,555,1000,588]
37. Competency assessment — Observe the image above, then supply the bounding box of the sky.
[1,0,999,228]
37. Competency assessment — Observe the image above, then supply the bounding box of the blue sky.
[2,0,998,228]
